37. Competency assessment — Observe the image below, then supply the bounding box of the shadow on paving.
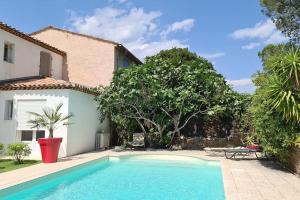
[258,160,292,173]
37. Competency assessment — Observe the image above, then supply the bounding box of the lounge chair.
[225,145,270,159]
[127,133,145,150]
[204,147,246,156]
[224,148,259,159]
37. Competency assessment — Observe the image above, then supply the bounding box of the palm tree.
[264,47,300,122]
[27,103,74,138]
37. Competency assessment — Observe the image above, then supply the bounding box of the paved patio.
[0,150,300,200]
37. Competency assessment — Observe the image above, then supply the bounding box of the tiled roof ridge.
[0,76,99,95]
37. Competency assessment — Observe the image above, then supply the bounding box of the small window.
[36,130,45,141]
[4,100,13,120]
[123,57,129,68]
[21,131,33,141]
[3,42,14,63]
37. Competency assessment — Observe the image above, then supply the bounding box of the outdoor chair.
[224,146,268,159]
[204,146,246,156]
[127,133,145,150]
[224,148,259,159]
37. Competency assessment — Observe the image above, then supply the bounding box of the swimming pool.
[0,155,225,200]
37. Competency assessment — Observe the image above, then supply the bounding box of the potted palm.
[28,103,73,163]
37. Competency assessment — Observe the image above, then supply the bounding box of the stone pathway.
[222,158,300,200]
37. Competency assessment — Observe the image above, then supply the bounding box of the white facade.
[0,89,109,159]
[0,29,64,80]
[0,24,111,159]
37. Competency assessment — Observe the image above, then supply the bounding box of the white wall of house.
[0,90,69,158]
[0,89,106,159]
[66,90,109,156]
[0,29,64,80]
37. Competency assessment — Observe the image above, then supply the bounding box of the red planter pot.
[38,138,62,163]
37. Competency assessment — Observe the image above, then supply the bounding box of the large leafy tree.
[260,0,300,43]
[96,48,236,147]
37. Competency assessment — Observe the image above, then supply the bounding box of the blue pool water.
[0,155,225,200]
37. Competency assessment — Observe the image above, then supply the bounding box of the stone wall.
[287,148,300,175]
[174,136,242,150]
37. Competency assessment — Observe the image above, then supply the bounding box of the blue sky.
[0,0,288,93]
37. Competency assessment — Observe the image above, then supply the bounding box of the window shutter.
[16,100,46,130]
[39,51,52,77]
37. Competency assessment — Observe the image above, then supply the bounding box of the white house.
[0,22,110,158]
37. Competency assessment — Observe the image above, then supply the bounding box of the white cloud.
[227,78,252,86]
[227,78,255,93]
[69,7,161,43]
[242,42,260,50]
[230,19,275,39]
[266,31,288,44]
[127,39,188,59]
[67,7,193,60]
[230,19,288,45]
[161,19,194,38]
[199,52,225,59]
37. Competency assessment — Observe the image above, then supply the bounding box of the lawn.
[0,159,40,173]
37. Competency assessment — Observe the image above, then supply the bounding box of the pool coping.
[1,150,300,200]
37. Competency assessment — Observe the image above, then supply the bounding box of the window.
[3,42,14,63]
[36,130,45,141]
[21,131,33,141]
[4,100,13,120]
[123,57,129,68]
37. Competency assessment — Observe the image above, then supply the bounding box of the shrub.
[0,143,3,151]
[251,44,300,162]
[7,143,31,164]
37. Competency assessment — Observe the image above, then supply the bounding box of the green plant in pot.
[28,103,73,163]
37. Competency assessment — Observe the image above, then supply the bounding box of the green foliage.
[252,44,300,161]
[232,93,253,135]
[7,143,31,164]
[244,134,257,146]
[96,48,237,147]
[251,98,297,161]
[260,0,300,43]
[260,46,300,122]
[0,143,3,151]
[27,103,74,138]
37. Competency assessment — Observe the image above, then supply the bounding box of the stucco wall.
[0,29,64,80]
[0,89,109,159]
[0,90,69,158]
[67,90,109,156]
[32,29,116,87]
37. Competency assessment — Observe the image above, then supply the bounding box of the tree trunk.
[49,128,54,138]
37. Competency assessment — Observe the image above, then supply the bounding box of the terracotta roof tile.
[0,77,98,95]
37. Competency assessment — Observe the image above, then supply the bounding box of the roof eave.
[0,22,66,56]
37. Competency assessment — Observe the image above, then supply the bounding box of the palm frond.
[27,103,74,138]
